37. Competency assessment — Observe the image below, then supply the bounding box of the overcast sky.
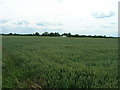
[0,0,119,36]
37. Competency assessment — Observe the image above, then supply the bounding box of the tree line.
[1,32,113,38]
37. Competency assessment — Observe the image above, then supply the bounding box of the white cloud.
[0,0,119,36]
[91,11,115,18]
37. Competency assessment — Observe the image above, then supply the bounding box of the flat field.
[2,36,118,88]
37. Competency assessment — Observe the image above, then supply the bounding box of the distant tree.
[103,35,106,38]
[49,32,54,36]
[88,35,92,37]
[1,33,4,36]
[81,35,86,37]
[54,32,60,36]
[42,32,49,36]
[8,33,13,35]
[75,34,79,37]
[61,33,71,37]
[92,35,105,38]
[61,33,69,37]
[93,35,97,38]
[62,33,68,36]
[97,35,104,38]
[34,32,40,36]
[67,33,71,37]
[25,34,33,36]
[14,33,19,36]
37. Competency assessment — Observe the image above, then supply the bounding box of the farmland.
[2,36,118,88]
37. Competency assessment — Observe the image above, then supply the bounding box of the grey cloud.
[41,28,64,33]
[36,22,63,26]
[0,19,7,24]
[84,26,93,28]
[58,0,64,2]
[57,23,63,26]
[13,20,29,25]
[36,22,51,26]
[101,25,114,28]
[36,23,45,26]
[1,25,64,34]
[1,25,39,34]
[91,11,115,19]
[109,22,116,24]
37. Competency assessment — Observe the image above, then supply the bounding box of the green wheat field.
[2,36,118,88]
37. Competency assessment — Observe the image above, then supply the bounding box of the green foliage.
[2,36,118,88]
[42,32,49,36]
[34,32,40,36]
[2,32,110,38]
[42,32,60,36]
[8,33,13,35]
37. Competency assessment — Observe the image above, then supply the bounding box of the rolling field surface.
[2,36,118,88]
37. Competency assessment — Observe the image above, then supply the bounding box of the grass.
[2,36,118,88]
